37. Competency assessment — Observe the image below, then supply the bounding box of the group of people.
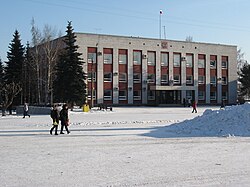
[50,104,70,135]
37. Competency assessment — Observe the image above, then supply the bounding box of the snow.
[1,104,250,186]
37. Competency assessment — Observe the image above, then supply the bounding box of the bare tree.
[237,48,247,74]
[185,36,193,42]
[42,24,63,104]
[1,83,22,116]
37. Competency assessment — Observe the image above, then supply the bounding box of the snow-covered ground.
[1,104,250,186]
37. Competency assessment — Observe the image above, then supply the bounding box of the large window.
[222,92,228,100]
[133,73,141,83]
[119,54,127,64]
[148,90,155,100]
[88,72,96,82]
[133,90,141,100]
[147,74,155,83]
[147,51,156,66]
[173,74,180,84]
[210,91,216,100]
[198,76,205,84]
[174,53,181,67]
[161,52,169,66]
[104,53,112,64]
[198,91,205,100]
[104,90,112,100]
[186,75,193,85]
[119,90,127,100]
[88,53,96,63]
[198,55,206,68]
[88,89,96,99]
[186,90,192,100]
[222,61,228,69]
[119,73,127,82]
[210,56,217,69]
[221,77,227,85]
[186,54,193,67]
[210,76,216,85]
[133,51,142,65]
[161,74,168,85]
[104,72,112,82]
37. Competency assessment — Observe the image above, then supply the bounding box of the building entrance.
[158,90,181,104]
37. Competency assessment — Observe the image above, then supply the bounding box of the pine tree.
[0,58,4,85]
[238,64,250,97]
[54,21,86,106]
[5,30,25,84]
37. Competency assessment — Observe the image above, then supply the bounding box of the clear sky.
[1,0,250,63]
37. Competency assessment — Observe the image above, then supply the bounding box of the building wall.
[76,33,237,105]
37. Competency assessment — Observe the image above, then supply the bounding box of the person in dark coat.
[220,100,225,109]
[50,105,59,135]
[60,104,70,134]
[191,100,197,113]
[23,103,30,118]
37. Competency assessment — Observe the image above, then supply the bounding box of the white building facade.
[75,33,237,106]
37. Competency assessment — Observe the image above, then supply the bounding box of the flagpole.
[159,10,162,39]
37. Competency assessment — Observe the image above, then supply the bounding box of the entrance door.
[159,90,181,104]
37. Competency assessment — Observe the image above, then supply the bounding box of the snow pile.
[147,103,250,138]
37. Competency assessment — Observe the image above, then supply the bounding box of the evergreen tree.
[5,30,25,84]
[0,58,4,85]
[54,21,86,106]
[238,64,250,97]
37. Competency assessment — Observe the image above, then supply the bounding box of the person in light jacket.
[23,103,30,118]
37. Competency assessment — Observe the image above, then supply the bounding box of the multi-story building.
[75,33,237,106]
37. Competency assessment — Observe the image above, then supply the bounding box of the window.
[161,74,168,85]
[221,77,227,85]
[88,72,96,82]
[133,73,141,83]
[186,75,193,85]
[88,53,96,63]
[104,72,112,82]
[148,90,155,100]
[133,51,142,65]
[104,53,112,64]
[210,60,216,68]
[88,89,96,99]
[119,54,127,64]
[210,91,216,100]
[174,54,181,67]
[186,55,193,67]
[222,61,228,69]
[147,52,156,66]
[104,90,112,100]
[198,76,205,84]
[119,73,127,82]
[210,76,216,85]
[173,74,180,84]
[161,53,169,66]
[198,59,205,68]
[133,90,141,100]
[222,92,228,100]
[147,74,155,83]
[198,91,205,100]
[119,90,127,100]
[186,90,192,100]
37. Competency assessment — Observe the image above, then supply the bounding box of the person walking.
[220,100,225,109]
[23,103,30,118]
[60,104,70,134]
[50,105,59,135]
[192,100,197,113]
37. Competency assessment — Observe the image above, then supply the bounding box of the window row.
[88,50,228,69]
[198,91,228,100]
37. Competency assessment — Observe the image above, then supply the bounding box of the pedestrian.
[23,103,30,118]
[60,104,70,134]
[50,105,59,135]
[192,100,197,113]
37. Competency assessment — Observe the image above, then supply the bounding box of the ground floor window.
[104,90,112,100]
[133,90,141,100]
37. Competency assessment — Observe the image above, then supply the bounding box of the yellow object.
[53,121,58,125]
[83,104,90,112]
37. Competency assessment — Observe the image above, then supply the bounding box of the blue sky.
[1,0,250,63]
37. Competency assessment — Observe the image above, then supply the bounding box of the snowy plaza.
[1,104,250,186]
